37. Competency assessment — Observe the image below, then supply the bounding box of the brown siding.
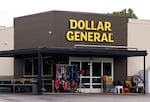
[114,57,127,81]
[14,11,128,49]
[14,11,55,49]
[53,11,128,47]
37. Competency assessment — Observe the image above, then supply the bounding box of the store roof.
[0,47,147,57]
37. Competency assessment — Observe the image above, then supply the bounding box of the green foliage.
[112,8,138,19]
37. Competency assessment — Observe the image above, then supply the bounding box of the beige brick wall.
[0,27,14,77]
[128,19,150,76]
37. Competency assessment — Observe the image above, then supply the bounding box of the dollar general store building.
[0,11,149,93]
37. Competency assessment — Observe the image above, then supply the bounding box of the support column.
[144,56,146,94]
[38,49,42,94]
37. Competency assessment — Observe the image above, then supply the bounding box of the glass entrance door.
[103,62,112,78]
[70,57,113,93]
[80,62,91,92]
[91,62,102,93]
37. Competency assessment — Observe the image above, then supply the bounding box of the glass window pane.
[103,63,111,76]
[92,78,101,83]
[71,62,80,71]
[92,62,101,76]
[43,58,52,75]
[34,59,38,75]
[82,85,90,88]
[92,85,101,88]
[82,78,90,83]
[82,62,90,76]
[25,59,32,75]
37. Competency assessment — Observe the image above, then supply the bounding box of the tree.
[112,8,138,19]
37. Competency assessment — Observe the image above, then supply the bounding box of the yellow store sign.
[66,19,114,43]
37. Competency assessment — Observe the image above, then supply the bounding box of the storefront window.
[92,62,101,76]
[43,58,52,75]
[25,59,32,75]
[24,57,52,76]
[103,63,111,76]
[82,62,90,76]
[71,62,80,71]
[34,59,38,75]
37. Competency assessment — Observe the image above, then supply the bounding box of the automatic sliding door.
[81,62,90,88]
[70,57,113,93]
[91,62,102,92]
[103,62,112,78]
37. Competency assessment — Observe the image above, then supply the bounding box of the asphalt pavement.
[0,93,150,102]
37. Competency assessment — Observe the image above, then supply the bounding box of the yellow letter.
[88,32,94,42]
[66,31,74,41]
[85,20,91,30]
[93,32,101,42]
[91,20,97,30]
[97,21,104,31]
[70,19,77,29]
[74,31,81,41]
[80,32,88,41]
[108,33,114,43]
[104,21,111,31]
[78,20,85,30]
[101,33,108,42]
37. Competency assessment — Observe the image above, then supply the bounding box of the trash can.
[32,79,38,94]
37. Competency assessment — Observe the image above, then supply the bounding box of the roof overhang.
[0,47,147,57]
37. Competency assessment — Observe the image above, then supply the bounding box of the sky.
[0,0,150,26]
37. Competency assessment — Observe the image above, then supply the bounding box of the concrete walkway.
[0,93,149,102]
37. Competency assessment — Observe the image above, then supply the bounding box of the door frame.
[69,57,114,93]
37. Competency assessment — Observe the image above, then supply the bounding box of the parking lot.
[0,93,150,102]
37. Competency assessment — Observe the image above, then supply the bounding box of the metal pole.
[144,56,146,94]
[38,48,42,94]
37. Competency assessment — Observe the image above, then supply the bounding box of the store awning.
[0,47,147,57]
[0,47,147,94]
